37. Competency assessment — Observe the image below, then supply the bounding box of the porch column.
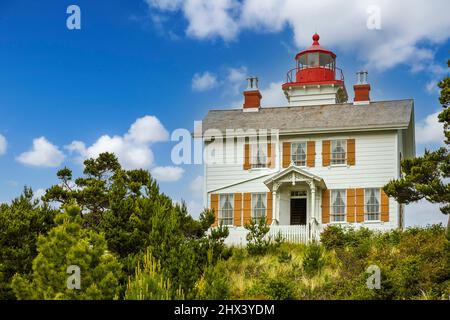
[309,181,316,224]
[273,182,280,224]
[272,190,277,225]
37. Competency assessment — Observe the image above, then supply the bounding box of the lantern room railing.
[285,66,345,85]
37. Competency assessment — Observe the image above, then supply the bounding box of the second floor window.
[252,193,267,221]
[331,140,346,165]
[331,190,346,222]
[291,142,306,166]
[219,194,234,225]
[251,143,267,168]
[365,188,380,221]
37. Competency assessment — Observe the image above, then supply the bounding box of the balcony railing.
[285,66,345,84]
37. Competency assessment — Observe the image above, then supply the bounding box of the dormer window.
[251,143,267,168]
[291,142,307,166]
[331,140,347,165]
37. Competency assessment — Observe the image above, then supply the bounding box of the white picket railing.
[267,223,321,244]
[222,222,323,246]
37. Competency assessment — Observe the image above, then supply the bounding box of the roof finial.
[312,33,320,45]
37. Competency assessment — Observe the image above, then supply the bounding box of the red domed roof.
[295,33,336,60]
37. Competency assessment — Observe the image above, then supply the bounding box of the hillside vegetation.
[216,225,450,300]
[1,153,449,300]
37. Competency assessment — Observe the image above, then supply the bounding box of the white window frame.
[364,188,380,221]
[251,143,267,168]
[331,139,347,165]
[251,193,267,221]
[330,189,346,222]
[291,142,307,166]
[218,194,234,226]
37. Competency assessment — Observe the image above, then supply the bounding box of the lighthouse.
[282,33,348,106]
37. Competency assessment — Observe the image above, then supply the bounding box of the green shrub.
[277,249,292,264]
[320,225,347,250]
[302,242,325,277]
[195,258,230,300]
[258,276,296,300]
[245,217,280,255]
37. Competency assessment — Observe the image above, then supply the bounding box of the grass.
[217,225,450,300]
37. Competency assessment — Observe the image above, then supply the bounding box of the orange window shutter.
[347,139,355,166]
[321,189,330,224]
[381,189,390,222]
[355,188,365,222]
[266,192,273,225]
[322,140,331,166]
[307,141,315,167]
[243,143,251,170]
[210,194,219,227]
[282,142,291,168]
[267,143,276,168]
[243,193,252,225]
[233,193,242,226]
[346,189,356,223]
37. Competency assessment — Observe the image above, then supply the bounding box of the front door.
[290,198,307,225]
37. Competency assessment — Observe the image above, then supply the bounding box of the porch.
[223,223,322,246]
[224,166,327,246]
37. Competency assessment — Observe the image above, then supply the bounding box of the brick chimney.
[353,71,370,105]
[243,76,262,111]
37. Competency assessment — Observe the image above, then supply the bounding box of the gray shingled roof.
[201,100,413,134]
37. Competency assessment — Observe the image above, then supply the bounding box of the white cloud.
[17,137,65,167]
[415,111,444,145]
[32,188,46,203]
[151,166,184,182]
[146,0,183,11]
[229,80,287,108]
[405,199,447,227]
[260,81,287,106]
[186,199,204,218]
[126,115,169,143]
[192,71,218,91]
[0,135,7,155]
[189,175,204,193]
[66,115,169,170]
[227,66,248,94]
[148,0,450,71]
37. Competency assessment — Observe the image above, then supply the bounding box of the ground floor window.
[331,189,346,222]
[365,188,380,221]
[219,194,234,225]
[251,193,267,221]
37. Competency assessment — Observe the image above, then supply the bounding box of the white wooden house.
[200,34,415,245]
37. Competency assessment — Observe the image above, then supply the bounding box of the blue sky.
[0,0,449,226]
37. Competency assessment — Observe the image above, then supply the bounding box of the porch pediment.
[263,165,326,191]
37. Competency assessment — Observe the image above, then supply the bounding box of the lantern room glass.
[297,52,335,70]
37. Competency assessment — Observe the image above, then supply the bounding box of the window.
[365,188,380,221]
[251,143,267,168]
[331,190,346,222]
[331,140,346,165]
[251,193,267,221]
[219,194,234,225]
[291,142,306,166]
[291,191,307,198]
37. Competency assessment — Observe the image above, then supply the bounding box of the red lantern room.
[282,33,348,106]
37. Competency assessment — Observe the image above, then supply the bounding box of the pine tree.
[11,204,122,300]
[384,60,450,239]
